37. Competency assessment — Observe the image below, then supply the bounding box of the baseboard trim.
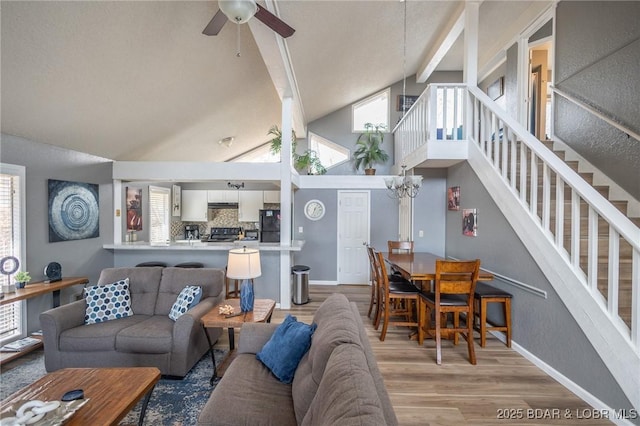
[508,335,636,425]
[309,280,338,285]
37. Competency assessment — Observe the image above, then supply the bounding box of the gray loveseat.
[40,267,224,377]
[198,293,398,425]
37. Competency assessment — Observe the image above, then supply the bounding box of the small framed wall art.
[447,186,460,211]
[397,95,419,112]
[126,187,143,231]
[462,208,477,237]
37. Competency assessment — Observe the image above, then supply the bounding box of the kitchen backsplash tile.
[170,203,279,240]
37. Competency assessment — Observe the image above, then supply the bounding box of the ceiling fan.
[203,0,295,39]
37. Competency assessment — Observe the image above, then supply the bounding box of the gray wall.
[292,188,403,282]
[0,133,114,333]
[305,72,462,176]
[446,161,634,415]
[554,1,640,199]
[412,168,447,255]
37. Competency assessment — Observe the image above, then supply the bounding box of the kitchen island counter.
[103,240,305,252]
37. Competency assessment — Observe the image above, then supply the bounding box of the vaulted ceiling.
[1,1,547,162]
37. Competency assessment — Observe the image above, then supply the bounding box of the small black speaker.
[44,262,62,282]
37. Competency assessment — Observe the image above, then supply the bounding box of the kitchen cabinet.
[181,190,208,222]
[238,191,264,222]
[263,191,281,204]
[207,190,239,203]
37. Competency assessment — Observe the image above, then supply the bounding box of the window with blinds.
[0,167,24,342]
[149,186,170,244]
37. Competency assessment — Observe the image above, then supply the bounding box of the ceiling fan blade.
[254,5,295,38]
[202,9,228,36]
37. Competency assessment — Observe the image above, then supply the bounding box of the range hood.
[208,202,239,209]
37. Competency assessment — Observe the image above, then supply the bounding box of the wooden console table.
[0,276,89,365]
[1,276,89,308]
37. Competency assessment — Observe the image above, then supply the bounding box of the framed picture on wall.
[48,179,99,242]
[462,208,477,237]
[126,187,143,231]
[397,95,419,112]
[172,185,181,217]
[447,186,460,211]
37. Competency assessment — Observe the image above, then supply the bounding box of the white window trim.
[148,186,170,244]
[351,88,391,133]
[307,132,350,169]
[0,163,27,344]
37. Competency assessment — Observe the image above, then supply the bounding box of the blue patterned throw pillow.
[169,285,202,321]
[256,314,317,384]
[84,278,133,324]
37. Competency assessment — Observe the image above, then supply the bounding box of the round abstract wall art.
[48,179,99,242]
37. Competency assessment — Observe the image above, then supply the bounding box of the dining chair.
[373,250,420,341]
[367,246,414,323]
[418,259,480,365]
[387,240,414,254]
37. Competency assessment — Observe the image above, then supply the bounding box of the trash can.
[291,265,310,305]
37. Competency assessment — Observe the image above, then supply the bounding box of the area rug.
[0,350,227,425]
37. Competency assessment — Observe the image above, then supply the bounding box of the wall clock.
[304,200,325,221]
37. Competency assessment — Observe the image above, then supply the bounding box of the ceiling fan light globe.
[219,0,258,24]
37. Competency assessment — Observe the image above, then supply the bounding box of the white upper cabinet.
[263,191,281,204]
[181,190,208,222]
[207,190,239,203]
[238,191,264,222]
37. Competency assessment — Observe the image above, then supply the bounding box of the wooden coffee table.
[0,367,160,426]
[201,298,276,384]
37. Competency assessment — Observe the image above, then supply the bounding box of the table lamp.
[226,247,261,312]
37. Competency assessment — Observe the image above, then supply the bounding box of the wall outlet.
[298,226,304,233]
[418,230,424,237]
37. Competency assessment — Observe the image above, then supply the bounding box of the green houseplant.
[268,125,326,175]
[353,123,389,175]
[15,271,31,289]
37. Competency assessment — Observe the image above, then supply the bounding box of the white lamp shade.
[219,0,257,24]
[227,248,261,279]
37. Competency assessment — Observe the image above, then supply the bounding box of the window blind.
[149,186,170,244]
[0,172,22,341]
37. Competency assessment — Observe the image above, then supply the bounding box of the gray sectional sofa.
[40,266,224,377]
[197,293,398,425]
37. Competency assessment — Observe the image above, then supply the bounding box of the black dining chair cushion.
[389,282,419,294]
[420,292,468,306]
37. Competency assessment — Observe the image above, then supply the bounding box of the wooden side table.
[201,298,276,385]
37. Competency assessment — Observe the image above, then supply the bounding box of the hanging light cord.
[402,0,407,106]
[236,22,242,57]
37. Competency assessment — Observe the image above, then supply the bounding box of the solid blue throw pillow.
[256,314,317,384]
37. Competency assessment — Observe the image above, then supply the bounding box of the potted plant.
[15,271,31,289]
[353,123,389,175]
[268,125,326,175]
[268,125,297,157]
[295,150,327,175]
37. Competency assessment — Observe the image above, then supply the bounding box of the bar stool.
[473,282,512,347]
[135,261,167,267]
[224,265,240,299]
[175,262,204,268]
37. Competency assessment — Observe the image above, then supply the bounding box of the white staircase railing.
[393,83,640,410]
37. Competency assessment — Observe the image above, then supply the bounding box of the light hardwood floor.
[259,284,611,426]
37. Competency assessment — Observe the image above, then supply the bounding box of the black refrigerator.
[259,209,280,242]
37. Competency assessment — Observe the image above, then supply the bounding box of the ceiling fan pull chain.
[236,23,241,57]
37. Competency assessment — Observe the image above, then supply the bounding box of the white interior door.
[337,191,370,284]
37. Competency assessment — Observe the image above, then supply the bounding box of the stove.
[206,227,242,242]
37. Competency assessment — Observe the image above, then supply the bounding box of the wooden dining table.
[382,252,493,289]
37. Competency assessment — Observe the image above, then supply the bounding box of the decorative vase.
[16,282,26,289]
[240,279,254,312]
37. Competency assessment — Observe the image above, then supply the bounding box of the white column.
[279,97,293,309]
[463,1,480,86]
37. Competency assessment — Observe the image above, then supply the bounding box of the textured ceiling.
[1,1,545,162]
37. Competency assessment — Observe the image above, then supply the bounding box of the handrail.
[467,85,640,252]
[551,85,640,142]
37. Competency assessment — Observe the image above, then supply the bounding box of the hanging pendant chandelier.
[385,165,422,199]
